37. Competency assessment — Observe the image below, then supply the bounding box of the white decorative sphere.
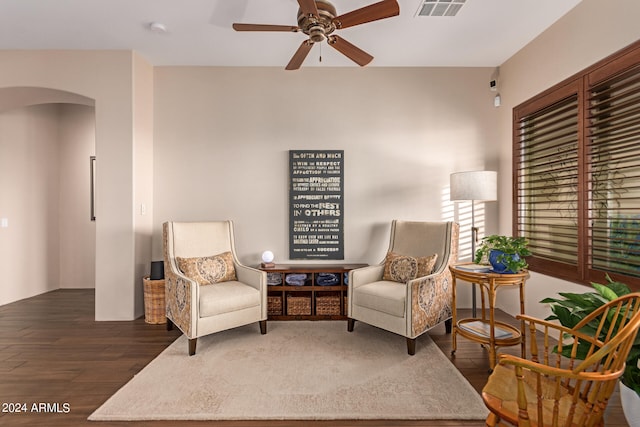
[261,250,274,263]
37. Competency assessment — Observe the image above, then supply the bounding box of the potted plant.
[541,275,640,425]
[473,235,531,273]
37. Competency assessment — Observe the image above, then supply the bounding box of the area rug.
[89,321,488,421]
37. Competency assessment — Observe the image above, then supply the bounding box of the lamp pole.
[450,170,497,318]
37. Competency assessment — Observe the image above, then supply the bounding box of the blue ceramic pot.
[489,250,520,274]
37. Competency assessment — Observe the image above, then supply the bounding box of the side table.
[449,264,529,370]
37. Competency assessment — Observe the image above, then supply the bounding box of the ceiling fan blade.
[286,40,314,70]
[233,23,299,32]
[297,0,319,17]
[327,35,373,66]
[332,0,399,29]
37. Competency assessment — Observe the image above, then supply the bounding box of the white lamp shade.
[450,171,497,201]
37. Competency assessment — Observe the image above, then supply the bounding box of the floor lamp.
[450,170,497,317]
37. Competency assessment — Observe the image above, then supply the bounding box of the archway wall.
[0,50,152,320]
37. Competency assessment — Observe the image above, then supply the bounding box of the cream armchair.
[348,220,459,355]
[163,221,267,356]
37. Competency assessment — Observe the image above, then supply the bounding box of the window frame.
[513,40,640,291]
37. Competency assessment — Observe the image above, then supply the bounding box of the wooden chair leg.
[347,318,355,332]
[188,338,197,356]
[486,412,499,427]
[259,320,267,335]
[166,318,174,331]
[407,337,416,355]
[445,318,452,334]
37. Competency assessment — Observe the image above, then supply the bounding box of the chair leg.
[166,318,174,331]
[188,338,197,356]
[259,320,267,335]
[407,337,416,355]
[347,318,355,332]
[486,412,499,427]
[445,318,452,334]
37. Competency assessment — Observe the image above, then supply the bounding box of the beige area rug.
[89,321,488,421]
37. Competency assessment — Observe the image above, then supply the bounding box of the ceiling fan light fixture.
[308,25,326,42]
[233,0,399,70]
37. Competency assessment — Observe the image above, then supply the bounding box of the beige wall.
[133,54,155,317]
[496,0,640,320]
[152,66,500,310]
[0,104,60,305]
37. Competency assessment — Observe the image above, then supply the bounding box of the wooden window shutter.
[587,63,640,280]
[514,83,582,282]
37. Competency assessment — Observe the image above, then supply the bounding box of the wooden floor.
[0,289,629,427]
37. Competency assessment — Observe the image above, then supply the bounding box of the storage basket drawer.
[316,294,341,316]
[267,295,283,316]
[287,294,311,315]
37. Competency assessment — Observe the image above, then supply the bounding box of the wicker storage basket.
[143,276,166,324]
[344,295,349,315]
[267,295,283,316]
[287,294,311,316]
[316,294,341,316]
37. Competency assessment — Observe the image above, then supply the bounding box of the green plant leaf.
[553,306,580,328]
[621,364,640,394]
[592,283,618,301]
[604,281,631,297]
[543,276,639,395]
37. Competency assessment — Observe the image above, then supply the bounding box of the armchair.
[163,221,267,356]
[482,292,640,426]
[347,220,459,355]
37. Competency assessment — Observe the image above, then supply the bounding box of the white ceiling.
[0,0,582,68]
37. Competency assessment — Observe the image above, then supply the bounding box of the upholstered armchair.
[347,220,459,355]
[163,221,267,356]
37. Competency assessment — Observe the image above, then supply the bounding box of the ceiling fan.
[232,0,400,70]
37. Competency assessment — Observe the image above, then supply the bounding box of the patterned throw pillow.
[382,252,438,283]
[176,251,237,286]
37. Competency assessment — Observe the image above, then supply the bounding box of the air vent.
[417,0,466,17]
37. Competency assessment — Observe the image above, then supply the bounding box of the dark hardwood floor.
[0,289,629,427]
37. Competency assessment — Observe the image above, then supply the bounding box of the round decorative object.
[620,381,640,427]
[262,250,275,263]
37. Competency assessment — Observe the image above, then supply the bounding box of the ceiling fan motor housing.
[297,0,337,42]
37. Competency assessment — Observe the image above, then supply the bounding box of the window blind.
[516,94,580,280]
[587,64,640,278]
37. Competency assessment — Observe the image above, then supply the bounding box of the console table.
[259,264,366,320]
[449,264,529,370]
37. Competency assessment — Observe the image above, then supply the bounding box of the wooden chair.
[482,292,640,427]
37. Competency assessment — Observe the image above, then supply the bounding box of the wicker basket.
[316,294,341,316]
[143,276,166,324]
[267,295,283,316]
[344,295,349,315]
[287,294,311,316]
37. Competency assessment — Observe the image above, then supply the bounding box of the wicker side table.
[449,264,529,371]
[143,276,166,324]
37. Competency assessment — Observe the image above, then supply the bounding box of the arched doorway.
[0,87,96,306]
